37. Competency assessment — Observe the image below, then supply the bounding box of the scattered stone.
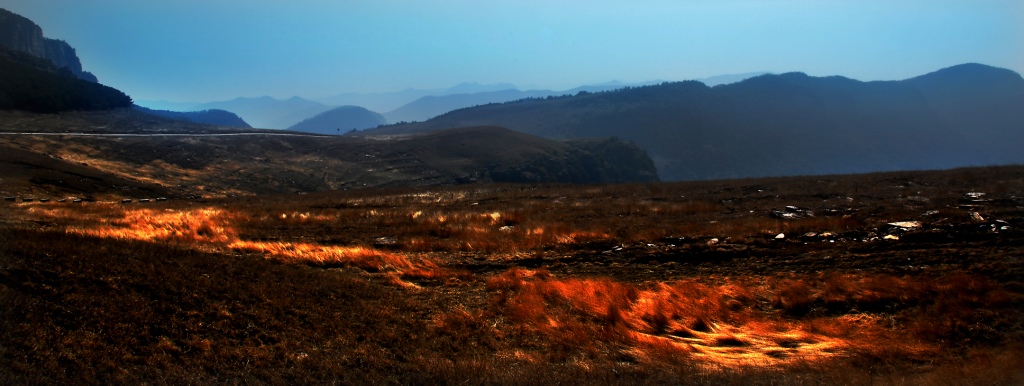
[38,198,50,203]
[965,192,986,199]
[775,233,786,240]
[156,197,168,201]
[923,210,940,216]
[803,232,818,238]
[499,226,514,232]
[884,235,900,240]
[771,206,813,219]
[887,221,921,229]
[121,199,132,203]
[373,237,399,248]
[707,238,719,245]
[970,212,985,222]
[139,198,151,203]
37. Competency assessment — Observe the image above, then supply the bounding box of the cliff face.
[0,8,98,82]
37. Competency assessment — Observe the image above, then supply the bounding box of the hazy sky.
[2,0,1021,103]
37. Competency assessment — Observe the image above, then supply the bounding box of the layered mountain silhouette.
[193,96,334,129]
[361,64,1024,181]
[132,105,251,128]
[0,8,97,82]
[287,106,386,134]
[317,83,522,113]
[381,77,766,123]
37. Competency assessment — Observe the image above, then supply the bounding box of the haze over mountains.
[287,106,385,135]
[191,96,335,130]
[3,6,1022,188]
[138,75,768,130]
[0,8,659,196]
[362,64,1024,181]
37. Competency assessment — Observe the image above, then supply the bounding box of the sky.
[2,0,1021,103]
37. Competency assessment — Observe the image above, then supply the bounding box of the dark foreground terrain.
[2,166,1023,384]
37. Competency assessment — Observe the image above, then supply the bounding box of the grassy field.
[2,166,1023,384]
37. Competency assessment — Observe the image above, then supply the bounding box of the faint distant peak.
[445,82,518,95]
[698,72,770,87]
[910,63,1023,83]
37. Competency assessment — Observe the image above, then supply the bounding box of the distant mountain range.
[380,77,765,123]
[287,106,385,134]
[0,9,660,189]
[359,64,1024,181]
[316,82,528,113]
[137,76,766,131]
[191,96,334,129]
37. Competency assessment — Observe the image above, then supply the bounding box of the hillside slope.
[287,105,386,134]
[0,110,657,199]
[133,105,251,128]
[194,96,334,130]
[364,64,1024,181]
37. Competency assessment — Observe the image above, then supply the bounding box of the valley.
[1,5,1022,384]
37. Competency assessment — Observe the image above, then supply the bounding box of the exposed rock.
[373,237,399,249]
[770,206,813,219]
[0,8,97,82]
[887,221,922,229]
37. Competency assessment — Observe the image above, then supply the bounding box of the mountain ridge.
[287,105,386,134]
[360,63,1024,181]
[193,96,333,129]
[132,105,252,128]
[0,8,97,82]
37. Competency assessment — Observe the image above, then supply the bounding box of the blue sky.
[2,0,1021,103]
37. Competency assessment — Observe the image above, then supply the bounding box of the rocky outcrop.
[0,46,132,112]
[0,8,97,82]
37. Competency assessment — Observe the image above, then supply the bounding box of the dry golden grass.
[5,167,1024,383]
[484,268,967,369]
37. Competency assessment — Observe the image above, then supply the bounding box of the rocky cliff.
[0,8,98,82]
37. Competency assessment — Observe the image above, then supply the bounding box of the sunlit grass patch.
[482,269,993,368]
